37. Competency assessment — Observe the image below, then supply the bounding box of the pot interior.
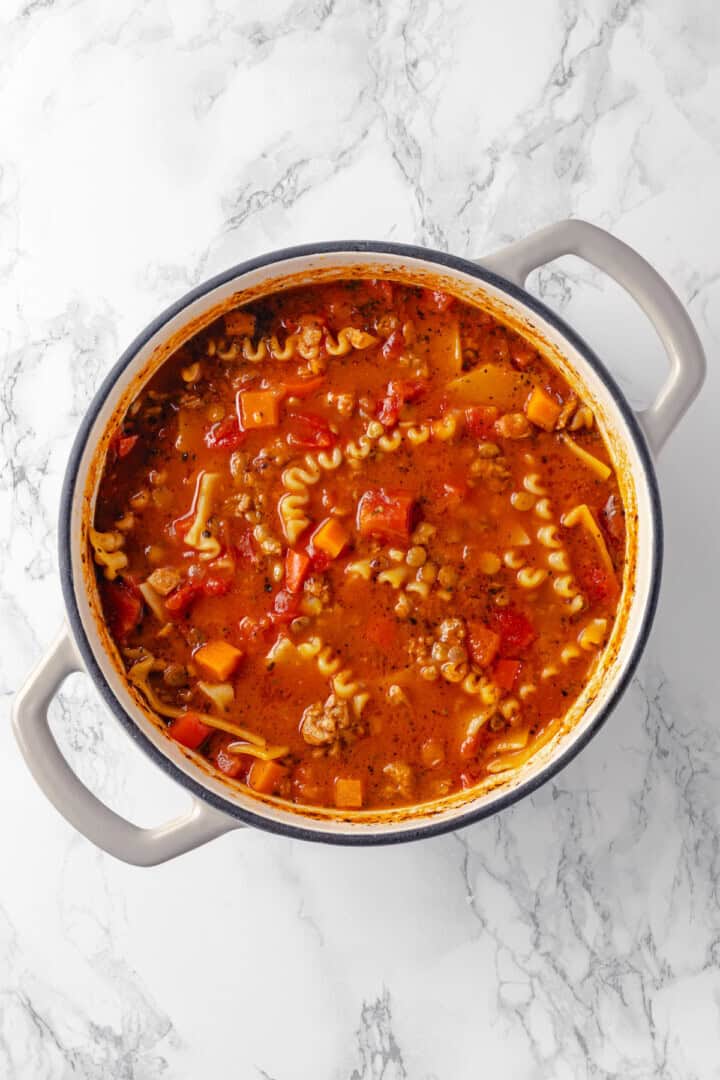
[64,245,660,841]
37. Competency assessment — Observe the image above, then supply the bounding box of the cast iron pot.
[12,220,705,865]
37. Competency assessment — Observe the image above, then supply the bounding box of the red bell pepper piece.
[285,550,311,594]
[168,711,212,750]
[357,488,415,543]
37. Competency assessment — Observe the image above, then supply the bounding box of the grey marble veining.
[1,0,719,1076]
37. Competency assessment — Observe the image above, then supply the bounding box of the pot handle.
[481,219,706,454]
[12,627,237,866]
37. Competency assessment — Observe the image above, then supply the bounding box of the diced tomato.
[205,415,246,451]
[235,530,260,566]
[285,549,311,594]
[237,615,274,654]
[357,488,415,543]
[490,608,536,654]
[493,658,522,692]
[601,494,626,550]
[377,378,427,426]
[202,576,231,598]
[381,329,405,362]
[368,280,394,306]
[465,405,499,440]
[365,614,398,650]
[437,477,469,506]
[168,711,212,750]
[172,514,192,539]
[577,563,619,606]
[424,289,455,313]
[165,581,201,617]
[510,340,537,370]
[309,549,331,573]
[467,623,500,668]
[208,733,246,779]
[285,411,337,449]
[116,434,139,459]
[272,589,301,622]
[103,579,142,642]
[279,375,326,399]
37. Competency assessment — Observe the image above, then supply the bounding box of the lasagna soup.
[91,279,626,812]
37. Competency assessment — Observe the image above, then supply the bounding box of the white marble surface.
[2,0,719,1076]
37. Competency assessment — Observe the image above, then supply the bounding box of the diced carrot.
[525,386,561,431]
[168,711,212,750]
[194,640,244,681]
[224,310,256,337]
[285,549,311,593]
[248,759,287,795]
[421,738,445,768]
[357,488,415,543]
[493,658,522,691]
[467,624,500,668]
[334,777,363,809]
[365,614,399,650]
[238,389,281,429]
[312,517,350,559]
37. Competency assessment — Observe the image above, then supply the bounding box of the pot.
[12,220,705,865]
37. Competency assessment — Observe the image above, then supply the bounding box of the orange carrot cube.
[525,387,561,431]
[334,777,363,809]
[312,517,350,559]
[248,759,287,795]
[238,389,281,429]
[194,640,243,681]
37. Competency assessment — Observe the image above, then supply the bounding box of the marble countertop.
[2,0,719,1076]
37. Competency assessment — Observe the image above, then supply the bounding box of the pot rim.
[59,239,663,845]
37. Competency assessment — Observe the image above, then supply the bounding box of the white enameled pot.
[12,220,706,865]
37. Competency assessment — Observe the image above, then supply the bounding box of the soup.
[90,278,626,811]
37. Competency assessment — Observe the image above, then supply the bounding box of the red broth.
[91,279,625,811]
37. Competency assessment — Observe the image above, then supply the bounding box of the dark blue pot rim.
[59,240,663,846]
